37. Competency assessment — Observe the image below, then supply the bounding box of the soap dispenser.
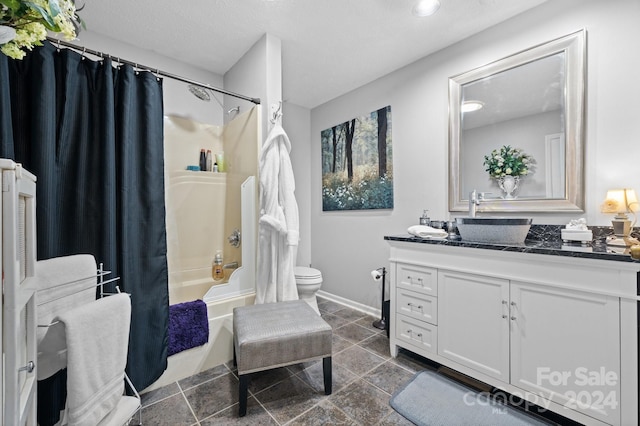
[212,251,224,281]
[419,210,430,226]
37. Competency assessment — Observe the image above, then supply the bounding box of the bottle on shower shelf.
[206,150,212,171]
[199,149,206,171]
[212,251,224,281]
[215,152,225,172]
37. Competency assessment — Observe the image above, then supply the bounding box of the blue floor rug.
[390,370,551,426]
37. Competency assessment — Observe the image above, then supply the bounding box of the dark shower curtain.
[0,41,168,421]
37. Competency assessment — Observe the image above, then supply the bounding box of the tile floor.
[137,298,575,425]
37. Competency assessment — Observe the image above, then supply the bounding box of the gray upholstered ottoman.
[233,299,332,416]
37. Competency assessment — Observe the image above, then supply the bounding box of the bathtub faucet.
[228,229,241,248]
[223,262,239,270]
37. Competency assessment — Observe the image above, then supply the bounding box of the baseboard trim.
[316,289,381,319]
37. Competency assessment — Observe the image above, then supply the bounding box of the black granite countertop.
[385,225,640,264]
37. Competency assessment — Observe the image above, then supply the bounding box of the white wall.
[74,31,225,126]
[224,33,282,140]
[308,0,640,309]
[283,102,312,267]
[462,111,560,198]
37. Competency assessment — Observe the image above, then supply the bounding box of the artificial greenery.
[483,145,533,178]
[0,0,83,59]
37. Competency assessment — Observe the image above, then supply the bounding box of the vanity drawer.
[396,288,437,325]
[395,314,437,354]
[397,263,437,296]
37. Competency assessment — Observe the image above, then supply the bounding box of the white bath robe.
[256,123,300,304]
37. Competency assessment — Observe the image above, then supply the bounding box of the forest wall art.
[321,105,393,211]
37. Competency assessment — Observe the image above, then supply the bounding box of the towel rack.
[38,263,124,328]
[98,262,122,298]
[35,265,122,307]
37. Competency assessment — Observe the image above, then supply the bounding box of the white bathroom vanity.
[386,236,639,426]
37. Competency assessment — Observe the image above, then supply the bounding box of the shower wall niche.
[164,106,260,304]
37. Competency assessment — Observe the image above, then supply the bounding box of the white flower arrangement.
[0,0,83,60]
[483,145,534,179]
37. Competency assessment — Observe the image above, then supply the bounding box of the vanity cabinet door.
[437,270,510,382]
[510,281,620,425]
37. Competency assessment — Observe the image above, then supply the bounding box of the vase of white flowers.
[483,145,534,199]
[0,0,83,60]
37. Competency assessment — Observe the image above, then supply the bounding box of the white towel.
[407,225,448,239]
[55,293,131,426]
[36,254,98,380]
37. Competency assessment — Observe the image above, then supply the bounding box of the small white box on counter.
[561,229,593,243]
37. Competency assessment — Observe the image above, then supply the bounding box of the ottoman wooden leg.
[239,374,249,417]
[323,357,332,395]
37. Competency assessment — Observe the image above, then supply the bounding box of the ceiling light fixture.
[412,0,441,17]
[461,100,484,113]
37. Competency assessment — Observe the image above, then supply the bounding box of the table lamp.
[601,188,639,246]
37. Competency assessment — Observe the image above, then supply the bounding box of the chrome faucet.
[469,190,489,217]
[223,261,239,270]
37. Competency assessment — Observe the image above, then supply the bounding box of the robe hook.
[270,101,283,124]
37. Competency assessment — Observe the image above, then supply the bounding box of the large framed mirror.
[449,30,586,213]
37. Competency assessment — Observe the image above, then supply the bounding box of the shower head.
[188,84,232,113]
[188,85,211,102]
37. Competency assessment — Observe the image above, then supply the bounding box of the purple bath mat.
[168,299,209,356]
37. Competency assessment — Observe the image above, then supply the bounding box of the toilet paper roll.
[371,269,382,281]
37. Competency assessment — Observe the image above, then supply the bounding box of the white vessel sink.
[455,217,533,244]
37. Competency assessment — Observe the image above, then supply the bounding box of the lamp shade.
[601,188,639,214]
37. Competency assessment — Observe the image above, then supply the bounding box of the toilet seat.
[294,266,323,285]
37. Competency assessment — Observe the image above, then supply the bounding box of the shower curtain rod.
[46,37,261,105]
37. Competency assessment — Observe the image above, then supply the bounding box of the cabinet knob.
[502,315,508,319]
[416,333,423,337]
[502,300,508,305]
[407,329,412,334]
[511,301,516,306]
[510,316,517,320]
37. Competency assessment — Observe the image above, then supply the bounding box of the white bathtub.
[150,111,259,394]
[143,176,257,394]
[142,290,255,393]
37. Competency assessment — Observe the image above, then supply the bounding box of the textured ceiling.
[78,0,549,109]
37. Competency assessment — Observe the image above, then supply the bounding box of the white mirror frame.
[449,30,586,213]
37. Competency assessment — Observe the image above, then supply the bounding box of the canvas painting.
[321,106,393,211]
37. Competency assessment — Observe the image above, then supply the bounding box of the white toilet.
[294,266,323,314]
